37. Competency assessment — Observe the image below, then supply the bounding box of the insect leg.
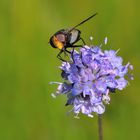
[65,49,75,61]
[64,49,70,58]
[79,37,86,45]
[66,45,83,62]
[65,49,71,54]
[71,47,75,62]
[72,37,86,45]
[57,50,66,61]
[66,45,82,48]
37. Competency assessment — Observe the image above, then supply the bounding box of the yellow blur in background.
[0,0,140,140]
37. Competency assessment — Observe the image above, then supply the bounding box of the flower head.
[51,38,133,118]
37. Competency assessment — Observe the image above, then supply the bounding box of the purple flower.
[51,38,133,118]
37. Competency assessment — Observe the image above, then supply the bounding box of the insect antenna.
[68,12,98,32]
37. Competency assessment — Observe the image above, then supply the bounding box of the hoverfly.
[49,13,97,61]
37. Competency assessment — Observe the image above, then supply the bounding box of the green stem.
[98,114,103,140]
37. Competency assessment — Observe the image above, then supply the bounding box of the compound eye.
[56,34,66,42]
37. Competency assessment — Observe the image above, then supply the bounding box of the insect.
[49,13,97,61]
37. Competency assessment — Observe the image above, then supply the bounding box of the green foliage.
[0,0,139,140]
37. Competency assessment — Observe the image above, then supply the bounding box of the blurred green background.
[0,0,140,140]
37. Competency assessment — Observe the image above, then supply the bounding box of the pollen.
[53,36,64,50]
